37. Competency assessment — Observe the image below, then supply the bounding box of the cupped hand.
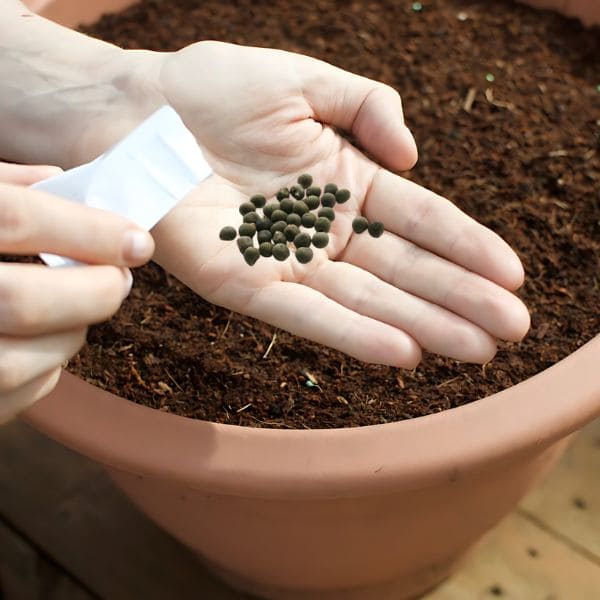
[150,42,530,368]
[0,162,154,423]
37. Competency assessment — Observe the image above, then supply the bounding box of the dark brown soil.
[67,0,599,428]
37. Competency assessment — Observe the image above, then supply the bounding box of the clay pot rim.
[23,334,600,499]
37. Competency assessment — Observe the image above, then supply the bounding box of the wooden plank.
[424,510,600,599]
[519,418,600,560]
[0,421,243,600]
[0,518,95,600]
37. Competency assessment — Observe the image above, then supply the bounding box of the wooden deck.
[1,418,599,599]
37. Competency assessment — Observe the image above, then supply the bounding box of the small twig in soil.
[437,376,460,388]
[463,87,477,113]
[485,88,515,111]
[220,311,233,338]
[165,368,184,392]
[236,403,253,414]
[263,331,278,358]
[130,364,147,388]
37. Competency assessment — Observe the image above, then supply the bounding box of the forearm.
[0,1,165,167]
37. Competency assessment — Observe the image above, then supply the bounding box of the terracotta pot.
[520,0,600,26]
[20,1,600,598]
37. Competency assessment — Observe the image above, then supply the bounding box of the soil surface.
[67,0,599,428]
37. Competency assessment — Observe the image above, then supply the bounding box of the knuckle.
[0,272,39,332]
[0,348,20,392]
[0,191,33,247]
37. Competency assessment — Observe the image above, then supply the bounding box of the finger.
[342,230,530,342]
[0,263,132,336]
[302,58,418,172]
[303,260,498,364]
[0,182,154,266]
[364,170,525,290]
[245,280,421,368]
[0,162,62,185]
[0,328,86,393]
[0,367,61,425]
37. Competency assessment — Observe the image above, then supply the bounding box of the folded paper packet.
[32,105,212,267]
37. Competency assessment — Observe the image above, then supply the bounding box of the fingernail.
[123,270,133,297]
[122,230,153,263]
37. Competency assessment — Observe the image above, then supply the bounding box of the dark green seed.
[257,229,272,243]
[270,220,287,233]
[324,183,338,194]
[352,216,369,234]
[297,173,313,188]
[295,247,313,264]
[272,243,290,261]
[301,212,317,228]
[237,236,253,253]
[243,211,259,224]
[256,217,272,231]
[293,201,309,216]
[312,232,329,248]
[368,221,384,238]
[259,242,273,257]
[306,186,321,197]
[318,207,335,221]
[276,187,289,200]
[250,194,266,208]
[271,209,288,223]
[294,232,311,248]
[239,201,256,215]
[315,217,331,232]
[284,224,300,242]
[305,195,320,210]
[280,198,294,213]
[219,226,236,241]
[239,223,256,237]
[286,213,302,226]
[263,203,277,219]
[290,185,304,200]
[272,231,286,245]
[321,193,336,207]
[244,246,260,266]
[335,188,351,204]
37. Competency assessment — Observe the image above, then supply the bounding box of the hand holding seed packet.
[147,42,530,368]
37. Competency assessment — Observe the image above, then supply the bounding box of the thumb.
[303,60,418,172]
[0,162,62,185]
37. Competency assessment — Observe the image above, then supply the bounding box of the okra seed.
[239,223,257,237]
[257,229,272,244]
[324,183,338,194]
[237,236,253,253]
[305,186,321,198]
[276,187,290,200]
[318,207,335,221]
[259,242,273,257]
[272,230,287,245]
[321,192,336,207]
[280,197,294,213]
[284,224,300,241]
[293,201,309,216]
[368,221,384,238]
[352,216,369,234]
[271,209,288,223]
[286,213,302,226]
[272,243,290,261]
[301,212,317,228]
[256,217,272,231]
[244,246,260,266]
[295,247,313,264]
[239,201,256,215]
[219,226,237,241]
[250,194,266,208]
[270,220,287,234]
[297,173,313,188]
[243,211,259,223]
[290,185,305,200]
[263,203,276,219]
[315,217,331,232]
[335,188,351,203]
[294,232,311,248]
[312,232,329,248]
[305,195,320,210]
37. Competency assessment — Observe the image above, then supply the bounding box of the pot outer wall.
[107,440,569,600]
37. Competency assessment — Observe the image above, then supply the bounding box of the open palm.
[150,42,529,368]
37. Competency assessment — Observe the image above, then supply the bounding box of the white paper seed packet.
[32,105,212,267]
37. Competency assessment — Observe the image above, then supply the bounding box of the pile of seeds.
[219,174,385,266]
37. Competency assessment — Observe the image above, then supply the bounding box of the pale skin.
[0,1,535,420]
